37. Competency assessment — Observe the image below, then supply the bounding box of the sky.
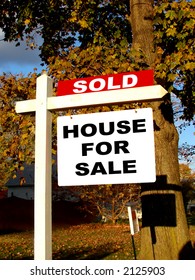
[0,30,194,170]
[0,30,44,75]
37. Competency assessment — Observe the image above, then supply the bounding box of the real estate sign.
[57,108,155,186]
[57,69,154,96]
[15,73,167,260]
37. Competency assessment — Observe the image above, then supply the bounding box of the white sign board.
[57,108,155,186]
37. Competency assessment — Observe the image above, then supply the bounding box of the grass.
[0,223,194,260]
[0,224,140,260]
[0,230,34,260]
[53,224,141,260]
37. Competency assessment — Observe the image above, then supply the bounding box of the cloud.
[0,30,44,74]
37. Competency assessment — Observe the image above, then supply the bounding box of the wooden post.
[34,73,53,260]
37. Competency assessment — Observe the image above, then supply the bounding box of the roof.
[6,164,34,187]
[6,160,57,187]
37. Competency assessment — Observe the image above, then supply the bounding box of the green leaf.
[165,10,177,20]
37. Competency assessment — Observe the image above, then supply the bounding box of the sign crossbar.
[16,84,167,114]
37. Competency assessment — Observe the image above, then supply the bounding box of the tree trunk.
[129,0,192,259]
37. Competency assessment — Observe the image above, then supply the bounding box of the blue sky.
[0,30,194,170]
[0,30,44,75]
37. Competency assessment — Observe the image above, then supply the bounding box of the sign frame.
[15,73,167,260]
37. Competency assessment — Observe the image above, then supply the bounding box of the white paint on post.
[15,85,167,113]
[34,74,53,260]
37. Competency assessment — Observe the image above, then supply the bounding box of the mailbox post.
[127,202,140,259]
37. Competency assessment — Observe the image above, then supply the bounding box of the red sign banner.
[57,69,154,96]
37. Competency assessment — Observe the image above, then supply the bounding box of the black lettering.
[75,163,89,176]
[82,143,94,156]
[63,125,78,138]
[81,123,97,137]
[99,122,114,135]
[133,119,146,133]
[96,142,112,155]
[30,269,35,276]
[55,269,61,275]
[114,140,129,154]
[117,120,131,134]
[108,161,121,174]
[91,162,107,175]
[123,160,136,173]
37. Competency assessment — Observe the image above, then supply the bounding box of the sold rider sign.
[57,69,154,96]
[57,108,155,186]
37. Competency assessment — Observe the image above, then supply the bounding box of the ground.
[0,197,194,259]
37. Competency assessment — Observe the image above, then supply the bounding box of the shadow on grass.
[179,241,195,260]
[52,243,119,260]
[16,244,118,260]
[0,229,24,235]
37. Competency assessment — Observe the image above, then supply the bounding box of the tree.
[180,163,195,182]
[172,94,195,167]
[129,0,194,260]
[0,73,37,188]
[179,142,195,164]
[0,0,194,259]
[179,164,195,213]
[75,184,140,224]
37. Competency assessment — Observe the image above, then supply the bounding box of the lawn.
[0,223,195,260]
[0,224,140,260]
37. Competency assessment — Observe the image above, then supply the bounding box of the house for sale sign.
[57,108,155,186]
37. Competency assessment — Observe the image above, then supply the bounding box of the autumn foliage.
[0,73,37,187]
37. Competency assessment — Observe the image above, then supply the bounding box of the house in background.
[5,162,78,202]
[6,164,34,200]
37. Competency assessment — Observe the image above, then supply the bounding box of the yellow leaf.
[21,133,29,139]
[70,16,77,23]
[185,62,195,70]
[17,85,23,91]
[78,19,88,28]
[24,19,30,25]
[19,150,23,160]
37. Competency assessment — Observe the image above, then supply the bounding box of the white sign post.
[16,74,53,260]
[34,75,53,260]
[15,73,167,260]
